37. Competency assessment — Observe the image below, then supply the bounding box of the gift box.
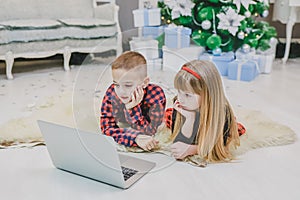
[132,8,161,27]
[162,45,205,71]
[254,53,274,74]
[164,25,192,49]
[142,26,165,39]
[199,51,235,76]
[235,48,256,60]
[129,37,159,60]
[228,60,259,82]
[147,58,163,71]
[254,38,277,74]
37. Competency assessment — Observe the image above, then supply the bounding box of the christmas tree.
[158,0,277,53]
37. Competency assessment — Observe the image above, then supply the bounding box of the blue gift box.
[142,26,165,39]
[228,60,259,82]
[199,52,235,76]
[164,26,191,49]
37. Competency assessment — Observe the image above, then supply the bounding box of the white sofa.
[0,0,122,79]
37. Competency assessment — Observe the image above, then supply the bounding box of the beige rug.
[0,92,297,166]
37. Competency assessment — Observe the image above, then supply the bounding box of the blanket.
[0,92,297,167]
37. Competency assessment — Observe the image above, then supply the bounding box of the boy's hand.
[125,86,144,110]
[135,134,158,151]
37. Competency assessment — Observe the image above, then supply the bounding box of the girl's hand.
[173,100,195,120]
[125,86,144,110]
[171,142,197,160]
[171,142,189,160]
[135,134,159,151]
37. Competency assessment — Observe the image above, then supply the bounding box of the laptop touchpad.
[119,154,131,164]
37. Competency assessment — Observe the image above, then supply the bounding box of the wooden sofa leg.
[5,51,14,80]
[63,47,71,71]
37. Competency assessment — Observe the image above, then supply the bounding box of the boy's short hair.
[111,51,147,70]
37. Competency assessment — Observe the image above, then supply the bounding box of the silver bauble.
[201,20,211,30]
[261,10,269,18]
[245,11,251,18]
[242,44,251,53]
[237,31,245,39]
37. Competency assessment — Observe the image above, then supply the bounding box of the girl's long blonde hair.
[172,60,240,162]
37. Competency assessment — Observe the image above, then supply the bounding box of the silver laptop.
[37,120,156,189]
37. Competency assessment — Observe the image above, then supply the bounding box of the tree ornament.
[241,44,251,53]
[237,31,245,39]
[194,3,204,22]
[261,10,269,18]
[206,34,222,50]
[217,7,245,36]
[201,20,212,30]
[158,0,277,52]
[192,31,211,46]
[233,0,257,12]
[244,11,251,18]
[164,0,195,20]
[212,47,222,56]
[197,7,213,21]
[270,37,277,44]
[208,0,219,3]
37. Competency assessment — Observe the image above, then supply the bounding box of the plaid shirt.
[100,83,166,147]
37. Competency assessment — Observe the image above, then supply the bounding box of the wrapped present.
[129,37,159,60]
[147,58,162,71]
[142,26,165,39]
[254,53,274,74]
[254,38,277,74]
[228,60,259,82]
[199,51,235,76]
[236,46,275,74]
[162,45,205,71]
[164,25,192,49]
[132,8,161,27]
[235,48,256,60]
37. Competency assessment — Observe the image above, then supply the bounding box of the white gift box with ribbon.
[255,38,277,74]
[147,58,163,71]
[162,45,205,71]
[235,38,277,74]
[132,8,161,27]
[129,37,159,60]
[254,53,274,74]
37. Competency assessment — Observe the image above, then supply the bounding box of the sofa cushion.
[0,19,62,29]
[0,19,118,45]
[0,0,94,20]
[58,18,116,28]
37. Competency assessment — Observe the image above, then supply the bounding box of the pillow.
[0,19,62,30]
[58,18,115,28]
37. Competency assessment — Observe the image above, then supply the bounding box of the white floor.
[0,57,300,200]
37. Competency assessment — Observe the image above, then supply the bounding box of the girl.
[165,60,246,163]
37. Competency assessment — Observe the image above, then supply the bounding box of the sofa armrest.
[93,3,119,23]
[93,2,122,56]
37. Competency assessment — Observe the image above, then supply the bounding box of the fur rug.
[0,92,297,166]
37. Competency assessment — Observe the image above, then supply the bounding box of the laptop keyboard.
[121,166,138,181]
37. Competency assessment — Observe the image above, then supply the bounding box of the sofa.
[0,0,122,79]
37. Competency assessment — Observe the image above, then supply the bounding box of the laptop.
[37,120,156,189]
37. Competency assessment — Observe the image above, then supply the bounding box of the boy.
[100,51,166,151]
